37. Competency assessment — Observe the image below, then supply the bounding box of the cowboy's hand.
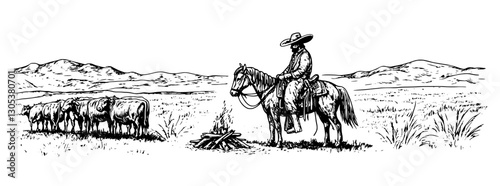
[281,74,292,80]
[276,74,285,80]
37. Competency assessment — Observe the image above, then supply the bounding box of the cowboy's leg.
[284,79,304,133]
[284,80,300,113]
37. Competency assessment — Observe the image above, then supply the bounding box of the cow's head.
[61,98,78,113]
[96,96,112,112]
[20,105,32,116]
[110,95,118,105]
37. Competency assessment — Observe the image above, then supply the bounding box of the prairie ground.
[16,85,486,156]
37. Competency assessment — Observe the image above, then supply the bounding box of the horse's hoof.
[266,141,275,147]
[276,143,283,148]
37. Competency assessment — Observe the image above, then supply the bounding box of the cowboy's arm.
[280,66,289,75]
[280,60,292,75]
[286,53,311,79]
[277,62,291,79]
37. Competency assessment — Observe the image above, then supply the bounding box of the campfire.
[190,102,250,150]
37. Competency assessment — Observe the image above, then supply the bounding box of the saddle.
[305,74,328,97]
[276,74,328,98]
[278,74,328,131]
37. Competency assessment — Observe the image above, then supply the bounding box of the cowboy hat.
[280,32,313,47]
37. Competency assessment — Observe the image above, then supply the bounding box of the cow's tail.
[55,100,63,131]
[337,86,358,128]
[143,98,150,134]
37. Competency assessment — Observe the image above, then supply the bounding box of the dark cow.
[109,96,150,137]
[72,97,92,133]
[60,98,79,132]
[42,100,65,131]
[87,97,114,133]
[42,99,77,131]
[20,103,44,131]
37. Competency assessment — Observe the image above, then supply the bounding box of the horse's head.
[230,63,251,97]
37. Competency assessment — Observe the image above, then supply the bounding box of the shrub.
[430,108,483,148]
[154,111,192,141]
[377,103,431,149]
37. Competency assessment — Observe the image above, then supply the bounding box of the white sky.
[2,0,499,75]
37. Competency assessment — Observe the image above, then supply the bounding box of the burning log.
[191,101,250,151]
[190,129,250,150]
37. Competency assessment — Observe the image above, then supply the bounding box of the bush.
[154,111,192,141]
[377,103,431,149]
[430,108,483,148]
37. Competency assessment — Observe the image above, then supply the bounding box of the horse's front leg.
[273,114,283,148]
[266,115,276,146]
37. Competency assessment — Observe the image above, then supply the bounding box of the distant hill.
[324,59,485,89]
[16,59,126,76]
[15,59,227,92]
[15,59,485,93]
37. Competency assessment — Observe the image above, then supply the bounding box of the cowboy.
[276,32,313,134]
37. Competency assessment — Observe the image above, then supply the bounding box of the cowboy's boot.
[284,115,293,132]
[285,114,302,134]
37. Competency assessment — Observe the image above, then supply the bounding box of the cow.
[109,96,150,137]
[20,103,44,131]
[60,98,79,132]
[42,99,77,132]
[87,96,114,133]
[42,100,65,131]
[72,97,92,133]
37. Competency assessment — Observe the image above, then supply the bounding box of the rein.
[233,69,320,136]
[237,85,277,109]
[233,72,279,109]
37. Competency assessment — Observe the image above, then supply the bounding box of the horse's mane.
[246,67,276,92]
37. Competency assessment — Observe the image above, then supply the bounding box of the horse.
[230,64,358,147]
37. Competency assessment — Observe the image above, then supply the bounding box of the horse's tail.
[337,86,358,128]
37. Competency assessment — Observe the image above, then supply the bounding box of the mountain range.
[15,59,485,93]
[324,59,484,89]
[15,59,227,93]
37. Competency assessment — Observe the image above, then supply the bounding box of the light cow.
[109,96,150,137]
[20,103,44,131]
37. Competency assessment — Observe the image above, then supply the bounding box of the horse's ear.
[243,64,247,71]
[239,63,242,67]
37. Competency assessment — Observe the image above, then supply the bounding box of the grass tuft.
[154,112,192,141]
[430,108,483,148]
[376,103,431,149]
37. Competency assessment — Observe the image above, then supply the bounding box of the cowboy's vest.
[283,48,312,80]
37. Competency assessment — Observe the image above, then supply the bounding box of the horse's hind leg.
[331,116,343,146]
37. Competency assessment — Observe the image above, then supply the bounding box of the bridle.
[231,67,320,136]
[232,70,278,109]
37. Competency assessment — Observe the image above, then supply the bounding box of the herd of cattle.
[20,96,150,137]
